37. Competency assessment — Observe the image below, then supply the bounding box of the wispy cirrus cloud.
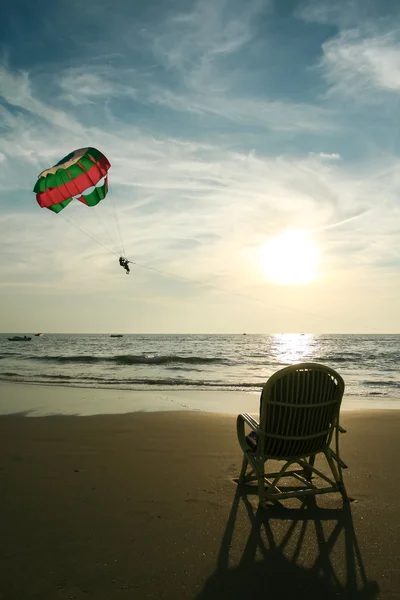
[0,66,84,133]
[310,152,341,160]
[1,61,399,301]
[1,0,400,332]
[143,0,337,132]
[321,30,400,98]
[151,0,263,77]
[297,0,400,101]
[296,0,400,28]
[58,68,138,106]
[145,86,338,133]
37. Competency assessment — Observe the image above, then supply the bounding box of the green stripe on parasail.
[34,147,111,213]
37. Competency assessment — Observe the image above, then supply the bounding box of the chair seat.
[245,431,258,451]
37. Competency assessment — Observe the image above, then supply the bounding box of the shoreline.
[1,381,400,417]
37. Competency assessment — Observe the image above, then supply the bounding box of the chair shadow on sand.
[196,485,379,600]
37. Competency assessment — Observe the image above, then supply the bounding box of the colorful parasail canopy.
[34,147,111,213]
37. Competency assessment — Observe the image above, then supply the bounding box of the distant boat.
[110,334,124,338]
[8,336,32,342]
[35,333,43,337]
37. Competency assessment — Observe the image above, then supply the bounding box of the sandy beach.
[1,390,400,600]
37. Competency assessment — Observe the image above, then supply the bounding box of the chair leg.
[340,482,349,502]
[238,455,248,484]
[336,458,349,502]
[324,449,349,501]
[304,454,315,481]
[256,459,266,506]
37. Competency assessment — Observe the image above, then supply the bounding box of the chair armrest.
[237,413,261,452]
[238,412,261,433]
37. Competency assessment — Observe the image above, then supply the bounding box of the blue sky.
[1,0,400,333]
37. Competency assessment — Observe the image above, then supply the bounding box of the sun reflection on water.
[270,333,319,365]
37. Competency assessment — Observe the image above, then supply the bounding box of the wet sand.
[0,382,257,416]
[1,381,399,417]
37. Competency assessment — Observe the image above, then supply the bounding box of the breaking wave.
[26,354,229,366]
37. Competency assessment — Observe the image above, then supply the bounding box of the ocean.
[1,334,399,406]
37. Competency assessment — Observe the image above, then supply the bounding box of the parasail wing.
[34,147,111,213]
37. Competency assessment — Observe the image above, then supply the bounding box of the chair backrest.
[258,363,345,459]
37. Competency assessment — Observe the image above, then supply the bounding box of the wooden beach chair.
[237,363,348,505]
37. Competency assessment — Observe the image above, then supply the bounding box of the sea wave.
[1,334,400,402]
[23,354,229,366]
[364,380,400,388]
[315,353,400,364]
[313,355,360,363]
[0,371,262,389]
[2,370,400,396]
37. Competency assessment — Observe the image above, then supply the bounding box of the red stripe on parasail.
[36,154,110,209]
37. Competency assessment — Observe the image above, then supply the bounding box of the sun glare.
[260,230,319,285]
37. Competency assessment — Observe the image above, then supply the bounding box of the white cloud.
[1,11,400,333]
[151,0,262,76]
[309,152,341,160]
[321,30,400,98]
[1,81,398,303]
[59,68,137,105]
[0,67,84,133]
[135,0,335,132]
[296,0,361,27]
[146,86,337,133]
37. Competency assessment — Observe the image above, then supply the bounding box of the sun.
[259,230,319,285]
